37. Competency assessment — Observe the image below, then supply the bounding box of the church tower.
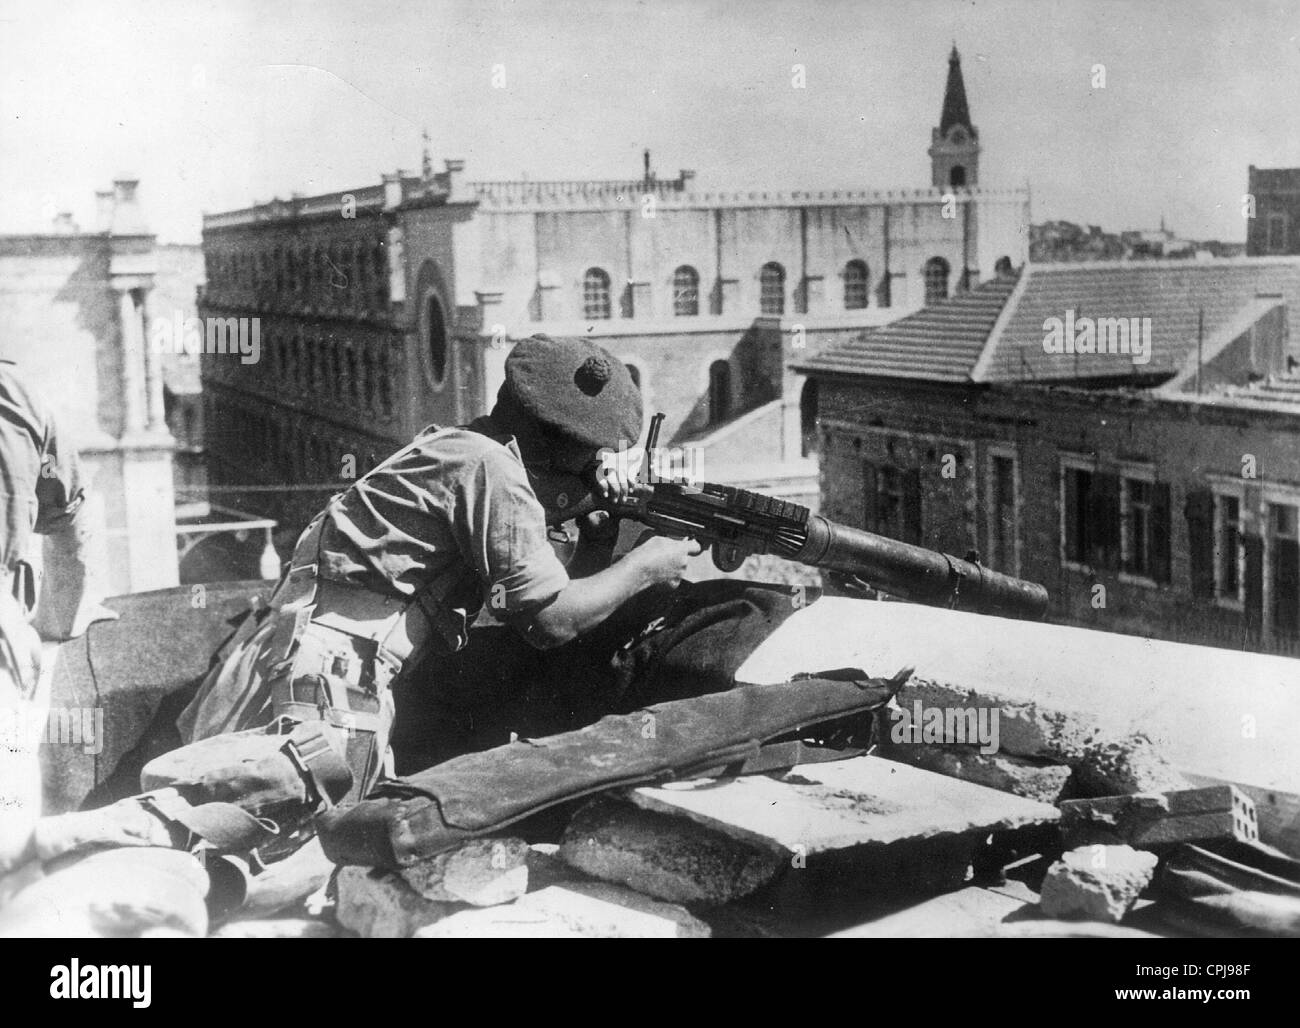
[929,46,980,189]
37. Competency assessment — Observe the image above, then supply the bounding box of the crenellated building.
[199,47,1029,531]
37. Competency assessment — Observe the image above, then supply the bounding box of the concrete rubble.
[1039,845,1159,923]
[399,837,531,906]
[9,595,1300,938]
[558,797,784,904]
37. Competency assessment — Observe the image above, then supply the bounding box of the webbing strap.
[282,725,354,809]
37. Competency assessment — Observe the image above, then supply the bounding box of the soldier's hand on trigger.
[593,457,635,505]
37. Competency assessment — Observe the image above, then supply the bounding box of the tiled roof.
[794,274,1019,382]
[979,259,1300,383]
[796,259,1300,386]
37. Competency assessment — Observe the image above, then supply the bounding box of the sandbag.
[317,668,910,870]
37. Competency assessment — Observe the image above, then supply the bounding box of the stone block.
[879,743,1072,804]
[560,797,783,905]
[399,837,530,906]
[518,882,710,938]
[1039,844,1158,923]
[334,865,453,938]
[630,755,1059,857]
[1061,785,1258,848]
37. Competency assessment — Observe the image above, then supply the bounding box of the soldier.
[0,362,115,871]
[175,334,700,802]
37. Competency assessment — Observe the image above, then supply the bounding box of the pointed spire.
[421,128,433,181]
[939,46,973,136]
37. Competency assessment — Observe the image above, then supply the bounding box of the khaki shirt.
[315,418,569,618]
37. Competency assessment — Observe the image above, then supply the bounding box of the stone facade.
[0,182,179,595]
[813,374,1300,656]
[199,49,1029,532]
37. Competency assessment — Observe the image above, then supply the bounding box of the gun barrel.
[788,516,1049,619]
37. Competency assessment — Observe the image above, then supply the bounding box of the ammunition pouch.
[252,514,476,801]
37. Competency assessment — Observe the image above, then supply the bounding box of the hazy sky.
[1,0,1296,242]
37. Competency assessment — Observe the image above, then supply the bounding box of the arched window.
[843,259,869,310]
[800,379,819,457]
[672,265,699,316]
[924,257,951,304]
[583,268,611,320]
[425,292,448,384]
[708,360,732,424]
[949,165,966,188]
[760,263,785,315]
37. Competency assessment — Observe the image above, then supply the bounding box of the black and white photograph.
[0,0,1295,979]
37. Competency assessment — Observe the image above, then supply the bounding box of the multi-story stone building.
[199,47,1029,531]
[1248,166,1300,257]
[0,181,179,596]
[795,257,1300,656]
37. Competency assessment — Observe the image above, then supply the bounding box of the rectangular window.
[1124,478,1153,577]
[864,462,921,545]
[1270,502,1300,637]
[1215,494,1241,600]
[1267,214,1288,253]
[988,452,1018,574]
[1062,463,1121,570]
[1120,474,1170,583]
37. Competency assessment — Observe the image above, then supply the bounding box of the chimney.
[95,190,115,232]
[443,159,466,200]
[52,211,78,234]
[107,177,149,235]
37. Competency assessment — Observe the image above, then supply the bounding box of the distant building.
[795,257,1300,657]
[0,181,179,595]
[1248,166,1300,256]
[198,47,1029,532]
[1032,218,1242,263]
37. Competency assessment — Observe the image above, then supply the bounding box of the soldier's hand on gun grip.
[629,535,703,589]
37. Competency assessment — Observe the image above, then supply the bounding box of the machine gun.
[604,413,1049,620]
